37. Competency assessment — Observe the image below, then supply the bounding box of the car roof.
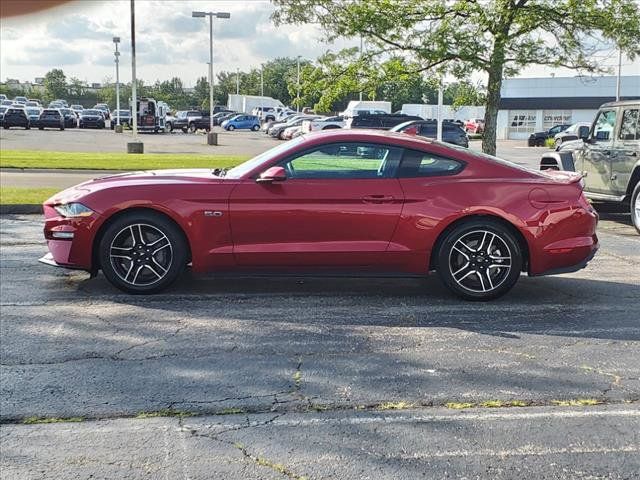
[600,99,640,108]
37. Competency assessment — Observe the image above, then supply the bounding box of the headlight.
[54,203,94,218]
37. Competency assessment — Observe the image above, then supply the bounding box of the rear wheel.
[631,182,640,235]
[99,211,187,294]
[188,123,197,133]
[437,219,523,300]
[227,125,235,131]
[251,124,259,131]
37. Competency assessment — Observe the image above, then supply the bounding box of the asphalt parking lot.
[1,210,638,478]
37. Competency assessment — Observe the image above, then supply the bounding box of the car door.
[229,142,405,268]
[611,107,639,195]
[582,108,618,195]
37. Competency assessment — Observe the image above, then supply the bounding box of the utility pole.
[260,64,264,96]
[236,67,240,95]
[127,0,143,153]
[113,36,121,129]
[296,55,301,112]
[359,36,363,101]
[436,78,444,142]
[616,48,622,101]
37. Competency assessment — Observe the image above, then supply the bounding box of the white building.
[496,75,640,139]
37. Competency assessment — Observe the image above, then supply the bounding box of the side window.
[281,143,402,179]
[398,149,465,178]
[592,110,617,142]
[578,126,590,138]
[619,109,639,141]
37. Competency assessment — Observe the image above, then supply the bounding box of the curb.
[0,204,42,215]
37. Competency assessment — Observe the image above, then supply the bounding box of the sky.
[1,0,638,88]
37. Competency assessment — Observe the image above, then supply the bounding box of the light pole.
[260,64,264,96]
[192,10,230,134]
[296,55,301,112]
[236,67,240,95]
[616,47,622,101]
[127,0,143,153]
[113,36,121,128]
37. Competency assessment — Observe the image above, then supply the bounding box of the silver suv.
[540,100,640,233]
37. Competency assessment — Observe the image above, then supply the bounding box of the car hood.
[45,169,228,205]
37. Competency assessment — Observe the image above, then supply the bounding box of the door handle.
[362,195,394,203]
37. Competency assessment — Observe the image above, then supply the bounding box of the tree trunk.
[482,42,506,156]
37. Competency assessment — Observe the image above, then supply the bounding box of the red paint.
[42,130,598,277]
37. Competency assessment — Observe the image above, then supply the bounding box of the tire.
[39,127,44,130]
[436,219,523,301]
[188,123,196,133]
[251,124,259,131]
[631,182,640,235]
[227,125,235,131]
[98,211,188,294]
[60,126,64,131]
[166,122,173,133]
[181,127,187,133]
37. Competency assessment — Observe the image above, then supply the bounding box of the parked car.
[28,99,42,106]
[25,107,42,123]
[40,129,599,300]
[54,99,68,107]
[302,116,345,133]
[1,99,13,106]
[36,109,65,130]
[25,101,40,108]
[49,101,64,109]
[70,104,84,113]
[281,125,302,140]
[221,114,261,131]
[2,107,30,129]
[94,104,110,120]
[79,109,106,129]
[391,120,469,148]
[540,100,640,233]
[346,113,423,130]
[553,122,591,148]
[110,110,132,128]
[0,94,6,102]
[0,106,7,122]
[59,108,78,128]
[269,116,320,139]
[464,118,485,134]
[528,124,572,146]
[186,114,215,132]
[211,110,235,126]
[13,96,27,105]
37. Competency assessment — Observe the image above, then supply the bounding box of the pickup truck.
[539,100,640,233]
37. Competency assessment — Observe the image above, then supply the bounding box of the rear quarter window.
[399,149,465,178]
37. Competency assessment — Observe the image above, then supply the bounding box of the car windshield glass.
[27,108,40,115]
[83,110,101,115]
[226,136,307,179]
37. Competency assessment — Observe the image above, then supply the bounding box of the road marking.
[373,445,640,459]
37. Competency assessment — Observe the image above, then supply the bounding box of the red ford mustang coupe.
[40,130,598,300]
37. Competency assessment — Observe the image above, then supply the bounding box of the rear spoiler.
[538,169,584,185]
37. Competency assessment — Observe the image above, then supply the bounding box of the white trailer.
[227,94,284,114]
[340,100,391,117]
[401,104,486,121]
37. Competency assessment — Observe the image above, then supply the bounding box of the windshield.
[83,110,101,115]
[115,110,130,115]
[226,136,307,179]
[27,108,40,115]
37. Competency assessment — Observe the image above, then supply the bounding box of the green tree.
[43,68,67,102]
[273,0,640,155]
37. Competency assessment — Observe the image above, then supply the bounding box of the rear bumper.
[530,237,599,276]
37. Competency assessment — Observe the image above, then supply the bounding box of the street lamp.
[113,36,121,128]
[192,10,231,135]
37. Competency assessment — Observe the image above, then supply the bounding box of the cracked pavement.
[1,213,639,479]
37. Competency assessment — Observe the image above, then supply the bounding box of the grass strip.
[1,187,60,205]
[0,149,251,171]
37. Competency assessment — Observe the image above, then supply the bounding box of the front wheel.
[251,124,259,131]
[227,125,235,131]
[99,211,188,294]
[188,123,197,133]
[436,219,523,301]
[631,183,640,235]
